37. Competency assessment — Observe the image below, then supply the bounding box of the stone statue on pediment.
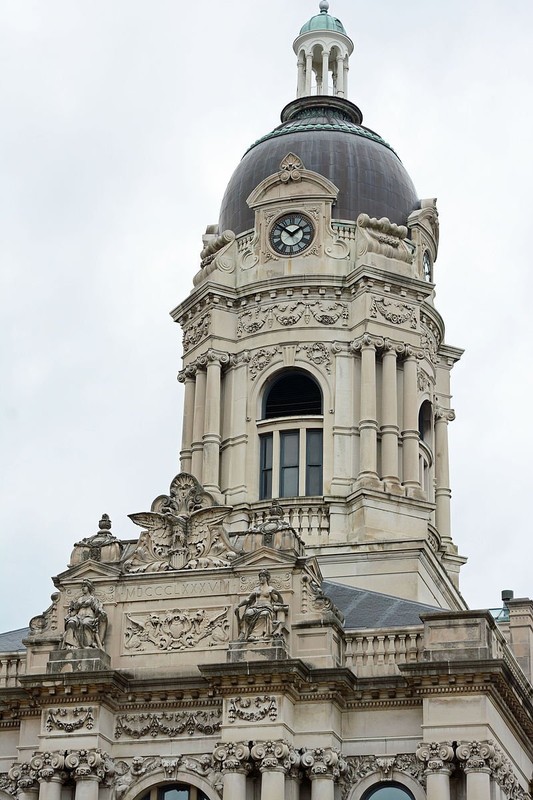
[61,579,108,650]
[235,569,288,642]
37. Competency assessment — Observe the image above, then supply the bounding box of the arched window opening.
[259,371,323,500]
[361,782,415,800]
[264,373,322,418]
[418,400,432,443]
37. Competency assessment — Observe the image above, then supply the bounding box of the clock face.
[269,213,315,256]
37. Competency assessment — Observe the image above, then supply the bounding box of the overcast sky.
[1,0,532,633]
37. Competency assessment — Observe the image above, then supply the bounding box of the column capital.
[300,747,347,781]
[64,750,111,782]
[435,405,456,423]
[7,764,38,794]
[212,742,251,774]
[350,333,384,353]
[250,740,296,774]
[456,740,495,772]
[416,741,454,773]
[29,753,66,783]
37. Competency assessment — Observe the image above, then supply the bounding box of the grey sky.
[1,0,532,632]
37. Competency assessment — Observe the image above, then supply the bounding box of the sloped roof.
[0,627,29,652]
[323,580,444,629]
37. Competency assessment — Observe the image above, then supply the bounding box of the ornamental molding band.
[45,707,94,733]
[356,213,413,264]
[237,299,348,337]
[124,606,230,652]
[124,473,239,573]
[370,295,417,329]
[227,696,278,723]
[351,333,424,360]
[114,710,222,739]
[182,312,211,352]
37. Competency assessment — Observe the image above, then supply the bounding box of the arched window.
[140,785,210,800]
[418,400,432,443]
[361,782,415,800]
[259,371,323,500]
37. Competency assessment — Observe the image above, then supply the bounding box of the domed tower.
[172,3,465,609]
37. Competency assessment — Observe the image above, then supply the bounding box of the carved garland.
[46,708,94,733]
[182,313,211,353]
[370,296,417,329]
[114,710,221,739]
[237,300,348,337]
[227,696,278,723]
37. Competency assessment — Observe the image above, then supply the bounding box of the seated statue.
[235,569,288,642]
[61,579,107,650]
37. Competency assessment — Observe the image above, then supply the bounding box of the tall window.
[259,371,323,500]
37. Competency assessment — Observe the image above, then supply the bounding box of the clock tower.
[172,1,466,609]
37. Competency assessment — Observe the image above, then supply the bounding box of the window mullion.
[272,430,281,498]
[299,426,306,495]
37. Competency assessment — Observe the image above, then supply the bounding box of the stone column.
[8,763,39,800]
[336,55,344,96]
[297,55,305,97]
[434,405,455,547]
[456,741,494,800]
[191,363,207,481]
[37,777,63,800]
[251,741,292,800]
[225,354,249,505]
[213,742,250,800]
[178,365,196,474]
[301,747,343,800]
[402,347,421,488]
[65,749,107,800]
[353,335,379,481]
[73,777,99,800]
[381,340,400,484]
[416,742,454,800]
[321,50,330,94]
[331,342,353,496]
[305,53,313,94]
[202,350,225,495]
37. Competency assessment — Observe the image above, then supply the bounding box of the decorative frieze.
[114,710,221,739]
[227,696,278,723]
[45,707,94,733]
[237,299,348,337]
[124,606,230,652]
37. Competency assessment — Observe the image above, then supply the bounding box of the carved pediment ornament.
[124,473,239,573]
[279,152,304,182]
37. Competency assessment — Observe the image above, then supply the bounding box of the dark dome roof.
[219,97,419,235]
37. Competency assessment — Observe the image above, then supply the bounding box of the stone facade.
[1,4,533,800]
